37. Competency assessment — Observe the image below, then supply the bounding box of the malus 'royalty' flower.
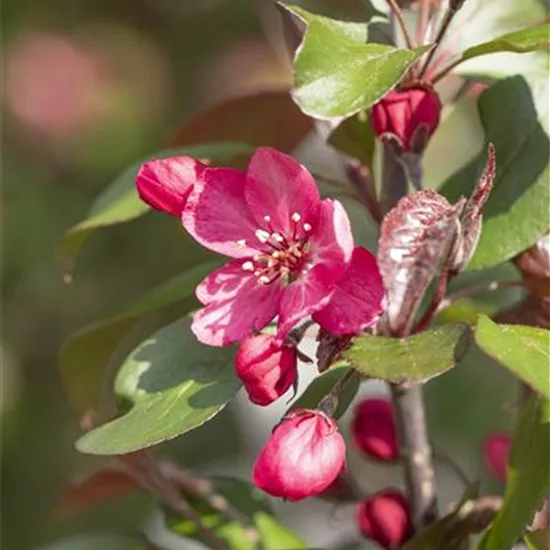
[253,409,346,501]
[176,147,384,346]
[482,432,510,481]
[352,398,399,461]
[370,84,441,153]
[235,333,297,406]
[136,156,206,216]
[356,490,413,549]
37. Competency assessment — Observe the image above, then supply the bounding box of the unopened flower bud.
[356,490,413,549]
[352,398,399,461]
[513,232,550,299]
[482,432,510,481]
[136,156,205,216]
[235,334,297,406]
[253,409,346,501]
[370,85,441,154]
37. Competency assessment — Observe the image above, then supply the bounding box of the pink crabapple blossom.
[252,409,346,501]
[356,490,413,549]
[136,147,385,346]
[234,333,297,406]
[352,398,399,461]
[482,432,511,482]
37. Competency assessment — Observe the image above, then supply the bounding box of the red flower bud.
[352,398,399,461]
[253,409,346,501]
[482,432,510,481]
[235,334,297,406]
[370,85,441,153]
[136,156,205,216]
[356,490,413,549]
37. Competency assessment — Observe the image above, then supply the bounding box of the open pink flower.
[181,147,363,346]
[253,409,346,501]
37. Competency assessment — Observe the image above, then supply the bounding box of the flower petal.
[245,147,321,236]
[182,167,261,258]
[136,156,205,216]
[277,200,355,337]
[313,247,385,334]
[191,260,281,346]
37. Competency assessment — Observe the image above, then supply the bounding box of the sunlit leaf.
[440,74,550,269]
[60,262,218,414]
[76,317,240,455]
[475,315,550,397]
[282,4,429,118]
[345,324,471,382]
[479,395,550,550]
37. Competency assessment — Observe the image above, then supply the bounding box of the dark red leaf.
[378,190,464,335]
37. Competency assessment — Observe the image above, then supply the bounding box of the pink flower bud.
[235,334,297,406]
[352,398,399,461]
[136,156,205,216]
[482,432,511,481]
[356,490,413,549]
[253,409,346,501]
[370,84,441,153]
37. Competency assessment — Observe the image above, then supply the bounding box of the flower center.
[240,212,313,285]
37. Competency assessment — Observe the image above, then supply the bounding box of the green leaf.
[479,395,550,550]
[328,111,376,166]
[59,142,251,275]
[288,365,360,419]
[167,477,306,550]
[38,534,143,550]
[462,24,550,60]
[60,262,218,414]
[475,315,550,397]
[75,317,241,455]
[283,5,429,118]
[525,530,550,550]
[344,324,471,382]
[440,74,550,269]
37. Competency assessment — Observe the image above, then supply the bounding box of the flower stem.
[381,143,409,215]
[391,382,438,529]
[385,0,416,50]
[317,367,359,417]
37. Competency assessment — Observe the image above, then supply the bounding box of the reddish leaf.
[378,190,464,335]
[55,468,138,517]
[451,143,497,272]
[171,89,313,154]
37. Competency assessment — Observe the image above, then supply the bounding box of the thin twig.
[432,445,471,488]
[413,269,451,333]
[381,143,409,215]
[120,452,228,550]
[417,1,461,79]
[346,161,383,224]
[416,0,430,46]
[160,462,265,550]
[317,368,359,417]
[385,0,416,50]
[391,383,438,529]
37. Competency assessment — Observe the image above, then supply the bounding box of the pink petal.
[182,167,261,258]
[245,148,321,236]
[191,260,281,346]
[136,156,205,216]
[277,200,354,337]
[313,247,385,334]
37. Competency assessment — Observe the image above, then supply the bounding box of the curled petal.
[192,260,281,346]
[313,247,385,335]
[136,156,205,216]
[245,147,321,236]
[182,168,261,258]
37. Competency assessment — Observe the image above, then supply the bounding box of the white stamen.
[291,212,301,222]
[254,270,262,277]
[272,251,282,259]
[303,222,312,232]
[255,229,270,243]
[263,215,271,223]
[242,261,254,271]
[236,239,247,247]
[271,232,284,243]
[258,275,271,284]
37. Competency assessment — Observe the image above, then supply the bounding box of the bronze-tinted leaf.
[378,190,464,334]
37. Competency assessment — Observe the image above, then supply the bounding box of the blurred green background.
[1,0,535,548]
